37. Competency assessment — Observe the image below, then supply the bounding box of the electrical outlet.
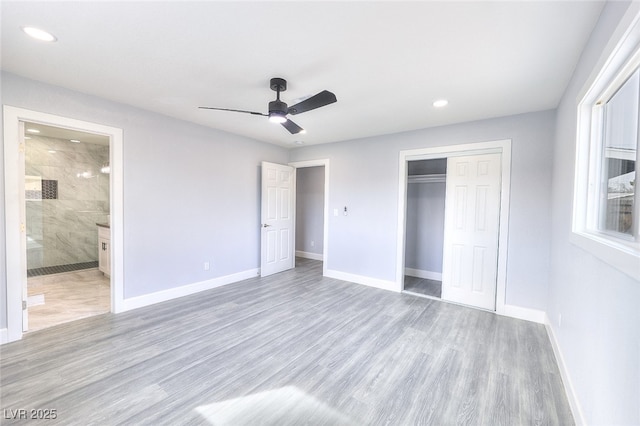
[311,240,315,247]
[204,262,210,271]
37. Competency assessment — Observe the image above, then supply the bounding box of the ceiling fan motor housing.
[269,99,288,116]
[269,78,288,119]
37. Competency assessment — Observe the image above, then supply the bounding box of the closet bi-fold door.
[441,153,502,311]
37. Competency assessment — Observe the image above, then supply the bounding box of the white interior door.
[441,153,502,310]
[261,161,295,277]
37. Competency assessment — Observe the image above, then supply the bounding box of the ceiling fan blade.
[281,119,305,134]
[287,90,337,115]
[198,106,267,116]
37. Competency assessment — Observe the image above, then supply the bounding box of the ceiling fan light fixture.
[268,99,288,123]
[268,112,287,124]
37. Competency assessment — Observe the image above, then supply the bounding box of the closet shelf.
[408,174,446,183]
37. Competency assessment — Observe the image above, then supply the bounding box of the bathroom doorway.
[23,122,111,332]
[4,106,124,343]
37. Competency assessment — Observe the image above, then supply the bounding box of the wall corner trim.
[545,317,586,426]
[324,269,400,292]
[120,268,259,312]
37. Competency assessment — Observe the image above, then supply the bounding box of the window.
[573,11,640,279]
[597,68,638,239]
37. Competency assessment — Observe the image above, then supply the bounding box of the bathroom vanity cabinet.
[97,224,111,277]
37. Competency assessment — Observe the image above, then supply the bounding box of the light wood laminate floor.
[403,275,442,298]
[27,269,110,332]
[1,258,573,425]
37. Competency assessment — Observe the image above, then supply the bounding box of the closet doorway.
[396,140,512,313]
[404,158,446,299]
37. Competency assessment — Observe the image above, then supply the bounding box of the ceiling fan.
[199,78,337,135]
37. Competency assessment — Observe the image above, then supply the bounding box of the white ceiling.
[1,1,605,148]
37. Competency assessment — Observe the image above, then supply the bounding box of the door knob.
[262,224,272,228]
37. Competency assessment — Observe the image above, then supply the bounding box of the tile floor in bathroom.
[27,268,110,332]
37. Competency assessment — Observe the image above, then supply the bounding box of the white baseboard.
[500,304,546,324]
[545,316,585,425]
[404,268,442,281]
[325,269,400,292]
[121,268,259,312]
[0,328,8,344]
[295,250,323,261]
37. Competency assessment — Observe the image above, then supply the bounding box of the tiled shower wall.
[25,135,109,269]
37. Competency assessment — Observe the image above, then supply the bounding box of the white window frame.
[572,6,640,280]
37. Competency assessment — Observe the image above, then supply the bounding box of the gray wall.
[405,181,445,274]
[295,166,324,256]
[290,109,556,310]
[547,2,640,424]
[1,72,288,324]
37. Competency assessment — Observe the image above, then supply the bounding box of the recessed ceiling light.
[26,128,40,134]
[433,99,449,108]
[70,139,81,143]
[22,26,57,42]
[299,130,307,134]
[294,141,305,145]
[48,150,56,154]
